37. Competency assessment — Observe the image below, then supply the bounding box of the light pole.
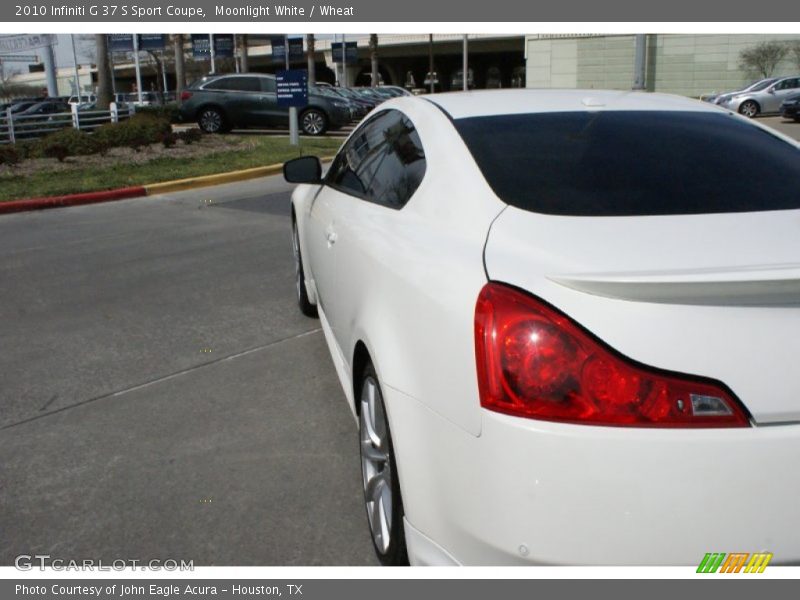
[462,35,468,91]
[69,34,81,99]
[208,34,216,74]
[286,35,299,146]
[132,34,144,104]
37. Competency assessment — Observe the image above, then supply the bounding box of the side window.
[205,77,260,92]
[326,111,392,196]
[365,114,426,208]
[325,109,426,208]
[260,78,276,93]
[776,78,798,91]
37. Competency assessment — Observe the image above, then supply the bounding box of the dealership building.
[3,33,799,100]
[525,34,800,97]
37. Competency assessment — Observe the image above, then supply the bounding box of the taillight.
[180,91,193,101]
[474,282,750,428]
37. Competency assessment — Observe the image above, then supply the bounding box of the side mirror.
[283,156,322,184]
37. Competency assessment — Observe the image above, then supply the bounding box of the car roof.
[423,89,722,119]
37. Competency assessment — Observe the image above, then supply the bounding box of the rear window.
[455,111,800,216]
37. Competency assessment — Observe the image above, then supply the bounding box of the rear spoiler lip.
[549,264,800,306]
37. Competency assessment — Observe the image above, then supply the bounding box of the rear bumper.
[386,385,800,565]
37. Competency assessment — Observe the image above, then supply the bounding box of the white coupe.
[283,89,800,566]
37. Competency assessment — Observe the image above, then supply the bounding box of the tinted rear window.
[455,111,800,216]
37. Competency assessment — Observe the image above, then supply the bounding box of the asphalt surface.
[0,176,377,566]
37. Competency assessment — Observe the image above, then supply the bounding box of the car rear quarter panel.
[333,98,506,437]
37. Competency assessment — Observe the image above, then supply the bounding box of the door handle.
[325,225,338,245]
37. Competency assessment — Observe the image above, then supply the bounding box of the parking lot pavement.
[0,177,377,565]
[760,116,800,140]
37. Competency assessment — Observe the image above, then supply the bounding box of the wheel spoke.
[365,469,388,506]
[361,439,387,463]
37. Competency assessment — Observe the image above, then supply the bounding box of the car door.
[203,76,268,127]
[258,76,286,126]
[766,78,799,112]
[323,110,427,356]
[304,118,376,323]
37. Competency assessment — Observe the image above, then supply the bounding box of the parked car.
[450,68,475,90]
[124,91,162,107]
[339,88,378,111]
[701,77,779,105]
[309,85,362,121]
[721,76,800,117]
[16,100,70,121]
[780,92,800,121]
[377,86,412,97]
[179,73,351,135]
[7,100,41,114]
[321,87,371,119]
[68,94,96,106]
[283,89,800,566]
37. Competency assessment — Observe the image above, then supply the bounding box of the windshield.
[455,110,800,216]
[750,78,778,92]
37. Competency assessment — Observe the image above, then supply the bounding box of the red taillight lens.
[180,91,193,101]
[475,283,750,427]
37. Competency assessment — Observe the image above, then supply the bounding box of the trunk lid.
[484,206,800,424]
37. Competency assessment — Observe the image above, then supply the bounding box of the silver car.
[722,76,800,117]
[702,77,778,105]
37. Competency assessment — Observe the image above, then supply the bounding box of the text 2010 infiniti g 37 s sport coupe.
[283,89,800,566]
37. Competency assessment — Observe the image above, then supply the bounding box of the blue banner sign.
[331,41,358,64]
[276,69,309,108]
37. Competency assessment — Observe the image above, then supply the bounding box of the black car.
[178,73,351,135]
[780,92,800,122]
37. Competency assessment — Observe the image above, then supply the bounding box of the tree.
[739,41,789,78]
[240,34,249,73]
[174,34,186,101]
[369,34,379,87]
[306,34,316,84]
[792,41,800,71]
[95,34,113,109]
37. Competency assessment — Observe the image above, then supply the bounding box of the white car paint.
[290,89,800,565]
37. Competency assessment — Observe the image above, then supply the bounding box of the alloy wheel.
[199,109,222,133]
[302,111,325,135]
[292,225,302,303]
[360,376,393,554]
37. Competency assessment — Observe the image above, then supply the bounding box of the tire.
[300,108,328,136]
[292,220,318,318]
[738,100,760,118]
[358,362,408,566]
[197,107,228,133]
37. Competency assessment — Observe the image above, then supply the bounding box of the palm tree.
[95,34,112,109]
[174,34,186,102]
[240,34,249,73]
[369,34,379,87]
[306,35,316,84]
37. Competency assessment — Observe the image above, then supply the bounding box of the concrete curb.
[0,186,146,215]
[0,155,336,215]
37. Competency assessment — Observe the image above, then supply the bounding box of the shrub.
[43,143,69,162]
[15,140,41,160]
[178,128,202,145]
[160,131,178,149]
[39,128,99,159]
[135,103,181,124]
[94,114,172,152]
[0,145,20,167]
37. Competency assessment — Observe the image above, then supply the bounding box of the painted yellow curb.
[144,155,336,196]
